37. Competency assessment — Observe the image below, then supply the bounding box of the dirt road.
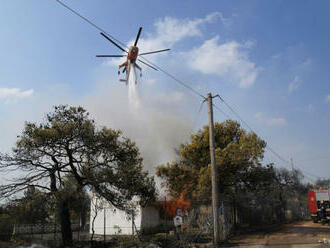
[226,221,330,247]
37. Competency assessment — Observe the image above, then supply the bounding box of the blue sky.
[0,0,330,182]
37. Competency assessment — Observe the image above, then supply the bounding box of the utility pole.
[207,92,220,245]
[104,208,106,243]
[290,158,294,171]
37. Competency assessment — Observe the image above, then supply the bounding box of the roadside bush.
[0,214,14,241]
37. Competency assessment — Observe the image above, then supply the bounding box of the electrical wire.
[55,0,129,50]
[137,56,206,99]
[191,101,205,129]
[54,0,323,181]
[212,104,232,120]
[139,50,308,179]
[135,58,321,182]
[213,96,322,180]
[294,154,330,164]
[55,0,205,100]
[140,53,323,181]
[215,95,289,162]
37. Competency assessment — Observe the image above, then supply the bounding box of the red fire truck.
[308,189,330,223]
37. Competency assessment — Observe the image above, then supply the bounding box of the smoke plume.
[84,67,194,178]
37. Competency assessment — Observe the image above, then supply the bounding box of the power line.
[54,0,322,181]
[212,96,322,180]
[212,104,232,120]
[55,0,206,100]
[191,101,205,130]
[292,160,324,180]
[212,96,317,178]
[302,174,316,182]
[139,50,306,177]
[55,0,128,50]
[294,154,330,163]
[299,169,320,180]
[139,56,322,180]
[138,56,205,99]
[215,95,290,163]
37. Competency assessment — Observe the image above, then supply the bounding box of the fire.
[161,191,191,217]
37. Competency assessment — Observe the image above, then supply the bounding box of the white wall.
[89,196,141,235]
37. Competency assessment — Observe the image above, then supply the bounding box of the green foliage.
[157,120,274,202]
[0,105,155,209]
[157,120,309,226]
[0,206,14,241]
[7,186,51,224]
[0,105,156,245]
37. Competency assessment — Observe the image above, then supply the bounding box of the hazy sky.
[0,0,329,182]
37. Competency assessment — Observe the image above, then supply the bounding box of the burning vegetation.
[161,191,191,218]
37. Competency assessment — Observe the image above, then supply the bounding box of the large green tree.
[0,105,155,246]
[8,186,51,225]
[157,120,273,203]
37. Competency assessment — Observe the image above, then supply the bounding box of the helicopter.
[96,27,170,84]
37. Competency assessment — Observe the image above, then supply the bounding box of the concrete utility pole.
[207,93,220,245]
[104,208,106,243]
[291,158,294,171]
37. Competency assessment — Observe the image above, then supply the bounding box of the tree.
[90,195,104,242]
[8,186,51,224]
[273,168,308,221]
[314,178,330,189]
[0,105,156,246]
[0,204,13,241]
[156,120,272,203]
[59,175,90,229]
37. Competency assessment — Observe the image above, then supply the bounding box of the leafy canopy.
[157,120,274,202]
[0,105,156,210]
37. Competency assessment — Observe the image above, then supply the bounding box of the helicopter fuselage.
[127,46,139,63]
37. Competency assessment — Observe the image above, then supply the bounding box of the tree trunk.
[58,198,73,247]
[279,190,285,223]
[81,205,87,230]
[232,196,237,230]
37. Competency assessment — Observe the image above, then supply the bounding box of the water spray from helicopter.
[128,64,140,110]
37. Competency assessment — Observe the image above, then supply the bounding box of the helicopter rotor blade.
[139,49,170,56]
[134,27,142,46]
[100,32,128,53]
[137,59,158,71]
[96,55,125,57]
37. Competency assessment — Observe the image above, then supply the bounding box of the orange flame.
[161,191,191,217]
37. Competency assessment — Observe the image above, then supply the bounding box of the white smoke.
[84,68,195,177]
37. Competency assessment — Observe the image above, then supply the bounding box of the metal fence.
[1,196,309,247]
[2,223,89,247]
